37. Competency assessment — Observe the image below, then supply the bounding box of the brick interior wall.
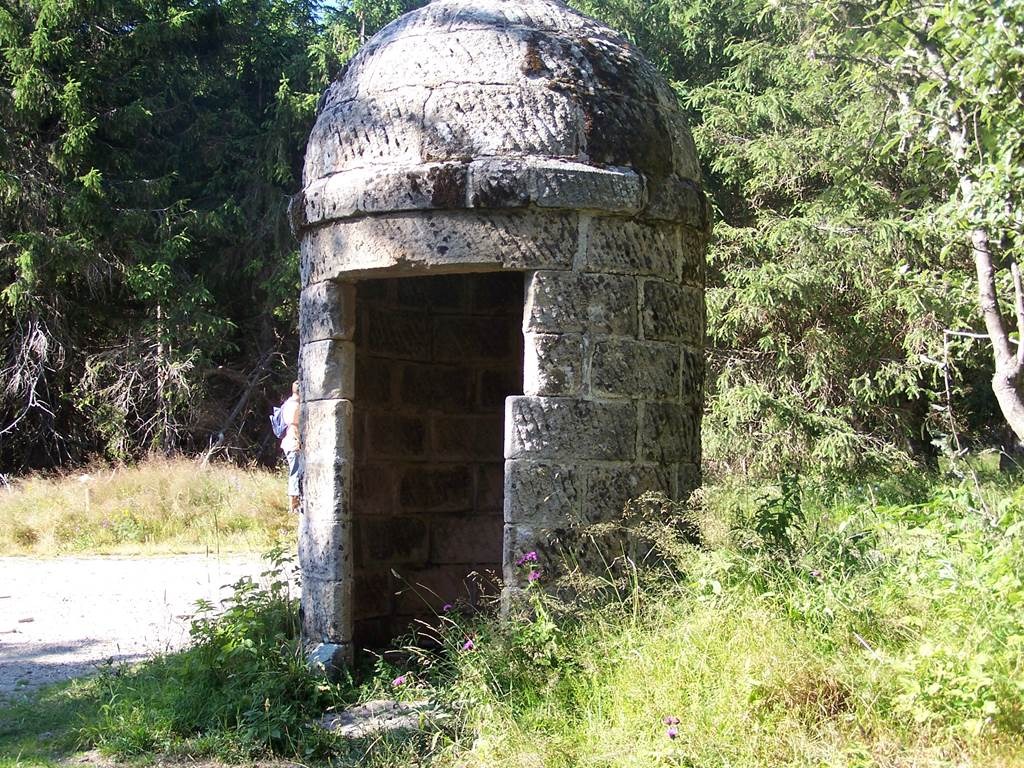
[351,272,524,645]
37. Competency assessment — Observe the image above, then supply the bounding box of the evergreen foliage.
[1,0,1021,475]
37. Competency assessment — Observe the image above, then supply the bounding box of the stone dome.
[291,0,707,246]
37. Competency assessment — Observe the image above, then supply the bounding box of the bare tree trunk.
[965,186,1024,442]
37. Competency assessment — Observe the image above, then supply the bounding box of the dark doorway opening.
[350,271,524,646]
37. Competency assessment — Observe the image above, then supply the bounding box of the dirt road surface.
[0,554,270,697]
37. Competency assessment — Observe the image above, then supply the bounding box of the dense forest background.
[2,0,1022,476]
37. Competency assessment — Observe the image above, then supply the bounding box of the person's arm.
[288,399,301,448]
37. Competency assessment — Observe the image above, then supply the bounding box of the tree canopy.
[1,0,1020,477]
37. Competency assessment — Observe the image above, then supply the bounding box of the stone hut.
[291,0,708,670]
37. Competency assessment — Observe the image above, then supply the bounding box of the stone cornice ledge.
[290,159,709,233]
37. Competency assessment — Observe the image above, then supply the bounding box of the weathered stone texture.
[302,578,353,643]
[503,459,581,526]
[525,271,637,336]
[300,281,355,344]
[301,211,576,285]
[301,339,355,401]
[680,346,705,402]
[641,281,705,344]
[591,339,681,400]
[422,84,580,162]
[505,396,637,460]
[587,218,680,279]
[523,332,584,396]
[303,399,353,461]
[583,465,674,523]
[299,517,352,581]
[303,457,351,521]
[639,402,701,463]
[293,0,708,658]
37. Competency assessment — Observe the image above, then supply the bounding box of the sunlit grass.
[0,458,293,556]
[2,469,1022,767]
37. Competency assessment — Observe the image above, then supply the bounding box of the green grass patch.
[2,470,1022,766]
[0,458,293,556]
[0,677,102,767]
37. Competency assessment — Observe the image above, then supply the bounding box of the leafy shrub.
[83,547,346,759]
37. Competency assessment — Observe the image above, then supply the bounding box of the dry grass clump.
[0,457,293,555]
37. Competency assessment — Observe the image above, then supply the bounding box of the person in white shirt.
[281,381,302,513]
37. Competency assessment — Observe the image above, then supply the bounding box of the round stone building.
[291,0,708,669]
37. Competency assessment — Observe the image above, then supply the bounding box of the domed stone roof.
[292,0,707,236]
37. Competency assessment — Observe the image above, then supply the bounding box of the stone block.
[587,218,680,280]
[430,514,504,564]
[433,316,515,363]
[591,339,680,400]
[356,28,524,98]
[638,402,700,463]
[400,364,473,411]
[299,516,352,581]
[302,87,428,183]
[399,465,474,511]
[301,577,352,644]
[478,367,522,409]
[353,463,397,514]
[301,340,355,401]
[303,399,353,463]
[467,158,530,209]
[305,642,353,678]
[644,175,710,230]
[301,211,576,285]
[505,396,637,460]
[525,271,637,336]
[361,516,429,564]
[583,464,673,523]
[422,83,580,162]
[303,457,351,521]
[364,307,432,359]
[300,281,355,343]
[680,346,705,402]
[366,413,427,459]
[523,333,583,396]
[503,459,581,526]
[476,463,505,511]
[530,160,643,214]
[502,522,567,585]
[433,415,504,459]
[364,162,472,214]
[679,226,706,286]
[641,280,704,344]
[353,569,394,621]
[355,357,393,405]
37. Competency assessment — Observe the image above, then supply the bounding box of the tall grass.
[0,458,293,555]
[5,470,1021,767]
[424,471,1024,767]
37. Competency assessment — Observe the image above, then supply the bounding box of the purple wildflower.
[515,551,538,566]
[667,726,678,740]
[462,638,475,651]
[662,716,680,725]
[391,674,408,687]
[527,570,542,582]
[442,603,454,613]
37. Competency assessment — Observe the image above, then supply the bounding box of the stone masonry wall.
[351,273,523,645]
[504,213,705,584]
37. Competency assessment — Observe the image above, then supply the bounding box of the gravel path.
[0,554,270,698]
